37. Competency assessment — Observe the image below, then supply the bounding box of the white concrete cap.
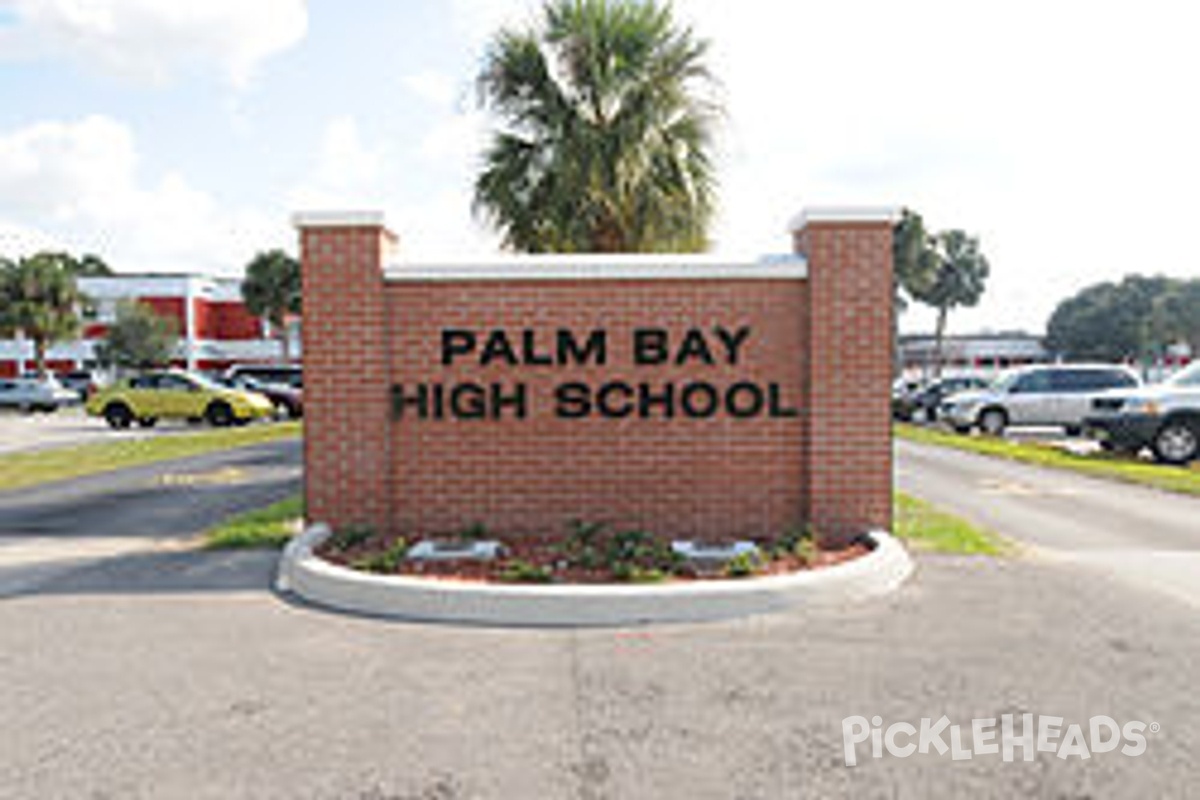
[384,253,807,281]
[788,207,901,233]
[292,210,386,229]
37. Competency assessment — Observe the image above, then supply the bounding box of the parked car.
[86,370,275,428]
[893,374,990,422]
[58,369,105,401]
[0,376,79,413]
[939,364,1141,436]
[224,363,302,389]
[1084,361,1200,464]
[217,374,303,419]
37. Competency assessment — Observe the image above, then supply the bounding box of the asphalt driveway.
[0,439,301,597]
[896,438,1200,607]
[1,438,1198,797]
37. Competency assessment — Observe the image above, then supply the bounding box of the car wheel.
[137,417,158,428]
[1152,419,1199,465]
[978,408,1008,437]
[104,402,134,429]
[205,401,234,427]
[1064,425,1083,437]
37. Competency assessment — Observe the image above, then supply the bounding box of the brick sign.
[298,209,894,546]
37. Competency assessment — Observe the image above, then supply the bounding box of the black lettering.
[522,330,553,366]
[726,381,765,418]
[768,383,799,417]
[675,329,715,366]
[680,382,719,418]
[430,383,445,419]
[392,383,428,419]
[716,326,752,365]
[451,383,487,419]
[559,329,607,366]
[555,382,592,418]
[596,382,634,418]
[480,330,519,366]
[638,382,675,418]
[441,329,475,365]
[633,328,669,365]
[492,383,528,419]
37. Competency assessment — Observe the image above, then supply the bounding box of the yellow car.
[87,370,275,429]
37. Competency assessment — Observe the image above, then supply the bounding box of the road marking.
[975,478,1080,497]
[158,467,247,487]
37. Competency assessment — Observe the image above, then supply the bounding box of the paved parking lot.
[0,407,202,455]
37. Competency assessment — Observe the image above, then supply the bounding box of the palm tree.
[241,249,301,363]
[0,253,83,376]
[474,0,718,253]
[913,230,990,376]
[892,209,938,376]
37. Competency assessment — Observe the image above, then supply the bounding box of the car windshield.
[988,371,1021,393]
[186,373,226,391]
[1167,362,1200,387]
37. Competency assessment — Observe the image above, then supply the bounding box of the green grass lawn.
[893,491,1014,556]
[203,493,304,549]
[0,422,302,492]
[895,422,1200,498]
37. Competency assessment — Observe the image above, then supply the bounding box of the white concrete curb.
[276,524,914,627]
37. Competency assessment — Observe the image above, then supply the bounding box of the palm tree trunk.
[933,306,949,379]
[278,325,290,364]
[34,337,47,377]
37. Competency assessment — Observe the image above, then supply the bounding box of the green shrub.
[330,524,376,552]
[723,551,762,578]
[562,519,608,570]
[351,538,408,574]
[499,559,555,583]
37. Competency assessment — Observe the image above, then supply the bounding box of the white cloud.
[666,0,1200,333]
[0,115,286,272]
[288,116,389,210]
[287,114,500,258]
[0,0,307,87]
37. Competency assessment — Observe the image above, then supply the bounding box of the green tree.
[0,252,83,376]
[474,0,718,253]
[891,209,939,375]
[1048,275,1196,362]
[1153,280,1200,355]
[241,249,301,363]
[94,300,179,371]
[912,229,990,376]
[69,253,114,277]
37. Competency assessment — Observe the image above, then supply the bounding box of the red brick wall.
[386,280,808,541]
[301,225,394,533]
[301,214,893,547]
[795,220,895,544]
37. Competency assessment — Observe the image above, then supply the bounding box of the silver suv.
[939,364,1141,436]
[1084,361,1200,464]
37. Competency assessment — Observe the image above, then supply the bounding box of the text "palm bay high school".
[391,326,800,421]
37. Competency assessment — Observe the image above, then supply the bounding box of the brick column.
[792,208,896,546]
[294,211,395,535]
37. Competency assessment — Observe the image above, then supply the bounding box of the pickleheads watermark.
[841,714,1157,766]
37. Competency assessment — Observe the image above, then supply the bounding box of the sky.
[0,0,1197,335]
